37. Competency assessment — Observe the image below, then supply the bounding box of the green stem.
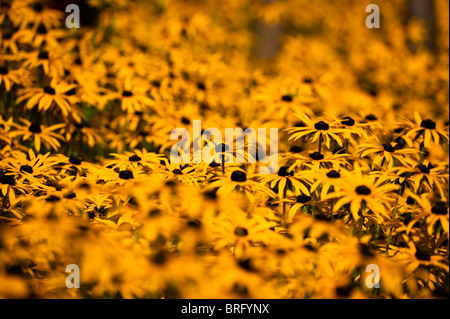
[282,185,287,228]
[345,139,349,168]
[221,154,225,176]
[318,134,323,155]
[419,141,426,165]
[386,228,393,256]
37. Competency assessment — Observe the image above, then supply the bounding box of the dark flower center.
[289,145,303,153]
[209,161,220,168]
[417,164,430,174]
[197,82,206,90]
[314,121,329,130]
[359,243,374,258]
[277,166,293,177]
[303,77,314,84]
[281,95,293,102]
[69,156,81,165]
[37,24,47,34]
[297,194,311,204]
[151,80,161,88]
[43,86,55,95]
[181,117,191,125]
[341,116,355,126]
[237,259,255,272]
[215,143,229,153]
[420,119,436,130]
[129,155,141,162]
[326,170,341,178]
[309,152,324,160]
[432,202,448,215]
[32,2,44,12]
[415,249,431,261]
[204,189,218,200]
[365,114,377,121]
[0,175,15,186]
[231,171,247,182]
[187,219,202,229]
[74,123,85,130]
[234,227,249,237]
[336,285,352,297]
[29,123,42,133]
[172,169,183,175]
[356,185,371,195]
[294,121,306,128]
[0,66,8,75]
[38,51,49,60]
[151,252,167,265]
[65,88,77,96]
[74,58,82,65]
[382,143,395,153]
[63,192,76,199]
[45,195,61,202]
[20,165,33,174]
[406,197,416,205]
[119,170,134,180]
[149,209,162,218]
[122,90,133,97]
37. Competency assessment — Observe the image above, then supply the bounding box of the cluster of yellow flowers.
[0,0,448,299]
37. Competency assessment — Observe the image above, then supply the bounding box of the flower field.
[0,0,449,299]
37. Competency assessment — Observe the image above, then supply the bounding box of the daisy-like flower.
[308,168,349,200]
[1,149,57,189]
[212,207,279,258]
[22,49,66,77]
[394,235,449,274]
[207,168,275,201]
[105,150,164,171]
[159,160,205,187]
[0,30,21,54]
[8,119,65,152]
[283,150,349,171]
[356,137,420,168]
[392,160,448,201]
[258,165,311,199]
[17,79,81,122]
[326,163,399,222]
[0,170,29,207]
[18,23,66,48]
[327,114,371,140]
[0,65,23,91]
[20,1,64,30]
[405,200,449,238]
[285,112,347,154]
[113,78,154,113]
[286,194,314,221]
[403,111,449,148]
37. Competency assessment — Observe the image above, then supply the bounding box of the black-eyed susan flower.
[356,137,420,168]
[326,163,399,222]
[285,113,347,154]
[207,168,275,201]
[17,79,80,122]
[8,118,65,152]
[403,111,449,149]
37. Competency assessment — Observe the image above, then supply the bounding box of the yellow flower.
[17,79,80,122]
[8,118,65,152]
[326,163,398,222]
